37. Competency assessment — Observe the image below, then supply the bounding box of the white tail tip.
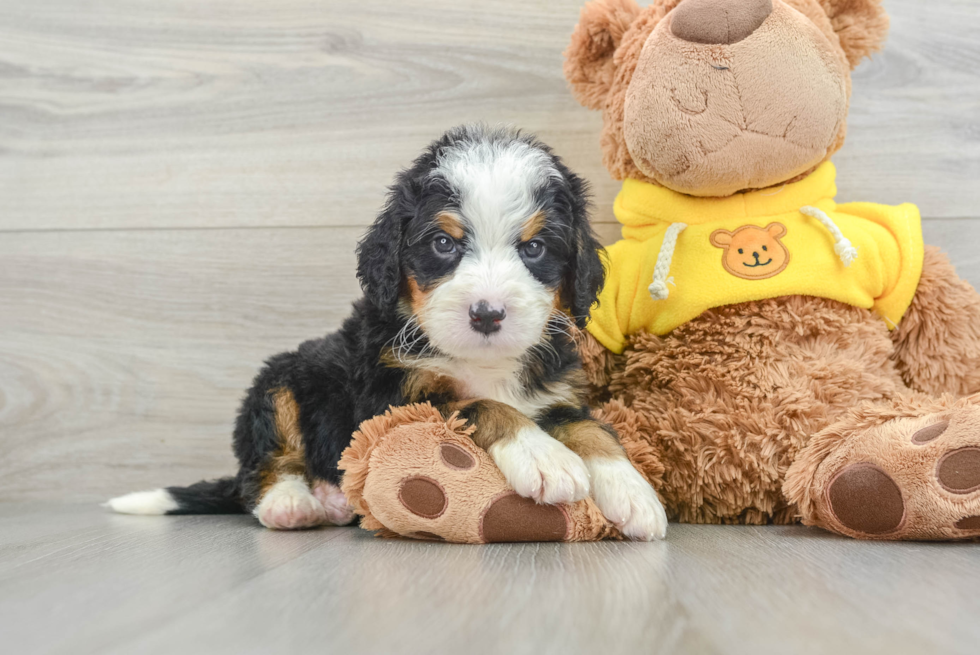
[104,489,179,515]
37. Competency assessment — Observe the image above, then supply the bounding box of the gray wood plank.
[0,503,349,655]
[0,0,609,231]
[0,0,978,233]
[1,503,978,655]
[0,227,362,501]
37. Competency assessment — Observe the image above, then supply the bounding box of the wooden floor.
[3,0,980,653]
[1,502,978,655]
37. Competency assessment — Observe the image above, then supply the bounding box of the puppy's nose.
[469,301,506,335]
[671,0,772,45]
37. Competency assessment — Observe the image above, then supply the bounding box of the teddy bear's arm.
[891,245,980,397]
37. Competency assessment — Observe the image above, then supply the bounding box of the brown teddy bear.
[338,0,980,543]
[565,0,980,540]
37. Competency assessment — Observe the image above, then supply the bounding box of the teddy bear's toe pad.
[911,421,948,444]
[955,516,980,530]
[827,464,905,535]
[398,476,448,518]
[936,448,980,493]
[479,492,569,542]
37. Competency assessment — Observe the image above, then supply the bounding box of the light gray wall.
[1,0,979,501]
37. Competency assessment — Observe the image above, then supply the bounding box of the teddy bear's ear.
[563,0,642,110]
[710,230,733,247]
[765,222,787,239]
[819,0,890,69]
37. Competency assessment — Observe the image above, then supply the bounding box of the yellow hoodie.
[587,162,924,354]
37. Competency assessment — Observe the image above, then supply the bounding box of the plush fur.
[564,0,888,194]
[564,0,980,539]
[107,125,668,539]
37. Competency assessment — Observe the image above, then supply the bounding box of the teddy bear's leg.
[338,404,617,544]
[891,246,980,396]
[784,393,980,540]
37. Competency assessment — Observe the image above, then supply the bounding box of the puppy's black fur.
[160,126,606,515]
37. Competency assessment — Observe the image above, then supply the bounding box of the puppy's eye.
[432,233,457,256]
[521,239,546,261]
[738,248,744,254]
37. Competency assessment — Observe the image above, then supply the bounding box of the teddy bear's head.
[710,222,790,279]
[564,0,889,197]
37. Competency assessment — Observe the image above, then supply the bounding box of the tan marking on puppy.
[401,368,461,403]
[551,418,625,461]
[258,387,308,495]
[436,212,465,240]
[404,275,431,316]
[442,399,537,451]
[521,211,547,242]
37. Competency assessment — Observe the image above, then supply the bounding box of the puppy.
[108,125,667,540]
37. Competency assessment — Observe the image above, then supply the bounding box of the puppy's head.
[357,125,604,361]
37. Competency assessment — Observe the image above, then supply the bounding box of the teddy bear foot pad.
[807,399,980,540]
[338,403,618,544]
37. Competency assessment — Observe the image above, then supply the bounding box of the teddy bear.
[338,0,980,543]
[562,0,980,540]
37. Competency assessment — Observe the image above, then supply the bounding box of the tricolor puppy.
[108,125,667,541]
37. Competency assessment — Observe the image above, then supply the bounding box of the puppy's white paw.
[489,426,590,505]
[254,475,328,530]
[312,480,356,526]
[589,459,667,541]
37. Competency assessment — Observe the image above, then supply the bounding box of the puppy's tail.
[105,477,245,516]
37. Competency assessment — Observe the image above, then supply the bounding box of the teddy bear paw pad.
[826,464,905,535]
[936,448,980,494]
[479,492,569,542]
[810,403,980,540]
[398,476,448,519]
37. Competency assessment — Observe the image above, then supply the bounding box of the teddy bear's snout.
[671,0,773,45]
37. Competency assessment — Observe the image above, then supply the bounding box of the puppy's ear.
[567,229,606,329]
[356,182,415,311]
[563,0,642,110]
[559,173,605,329]
[819,0,889,69]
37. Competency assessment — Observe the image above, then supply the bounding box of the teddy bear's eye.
[738,248,744,254]
[762,245,768,251]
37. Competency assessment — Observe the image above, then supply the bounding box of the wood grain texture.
[2,503,978,655]
[1,0,979,503]
[0,0,978,233]
[0,227,363,500]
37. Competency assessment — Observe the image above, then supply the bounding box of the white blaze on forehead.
[432,134,559,248]
[416,128,561,363]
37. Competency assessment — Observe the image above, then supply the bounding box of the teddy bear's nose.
[671,0,773,45]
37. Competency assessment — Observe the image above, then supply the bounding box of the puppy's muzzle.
[469,301,506,335]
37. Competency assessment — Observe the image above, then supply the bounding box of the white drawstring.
[800,205,858,267]
[648,222,687,300]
